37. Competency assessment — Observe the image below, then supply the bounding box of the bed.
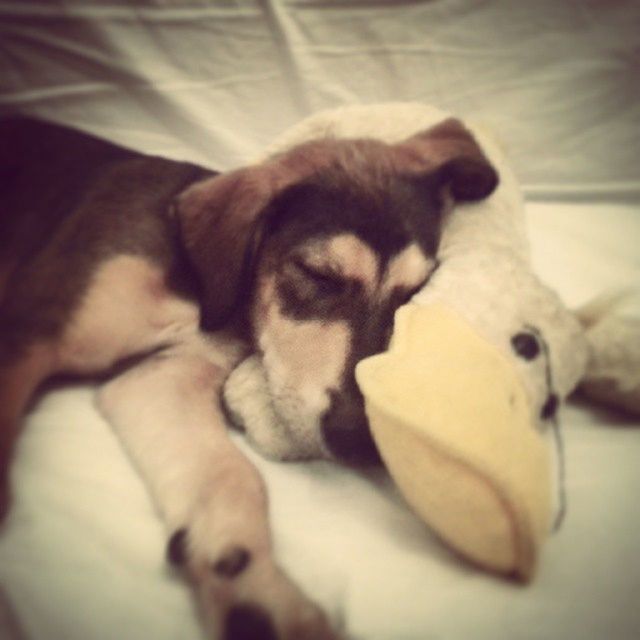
[1,2,639,639]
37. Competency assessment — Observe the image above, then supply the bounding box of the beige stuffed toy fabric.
[224,103,640,581]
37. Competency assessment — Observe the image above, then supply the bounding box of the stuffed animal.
[223,103,640,581]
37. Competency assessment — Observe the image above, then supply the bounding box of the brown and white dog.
[0,114,497,639]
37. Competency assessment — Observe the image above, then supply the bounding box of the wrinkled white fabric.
[1,0,638,193]
[1,2,639,640]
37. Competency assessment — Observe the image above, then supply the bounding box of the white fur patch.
[381,243,434,297]
[323,234,380,293]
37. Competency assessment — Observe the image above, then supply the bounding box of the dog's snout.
[321,392,381,465]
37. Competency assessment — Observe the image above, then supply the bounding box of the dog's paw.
[218,570,338,640]
[167,528,342,640]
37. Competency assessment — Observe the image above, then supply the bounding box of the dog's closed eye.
[280,257,347,302]
[290,258,347,296]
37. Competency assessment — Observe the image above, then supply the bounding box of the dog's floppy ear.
[396,118,499,202]
[175,143,332,330]
[175,167,277,330]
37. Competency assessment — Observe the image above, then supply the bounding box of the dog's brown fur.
[0,115,497,639]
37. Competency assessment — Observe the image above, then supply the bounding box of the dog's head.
[177,118,498,464]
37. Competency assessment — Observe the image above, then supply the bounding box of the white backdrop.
[1,2,639,639]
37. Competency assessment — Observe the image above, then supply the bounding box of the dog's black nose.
[224,604,277,640]
[323,422,381,465]
[321,399,381,465]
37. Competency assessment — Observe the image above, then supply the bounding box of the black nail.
[224,603,277,640]
[166,528,188,566]
[213,546,251,579]
[541,394,559,420]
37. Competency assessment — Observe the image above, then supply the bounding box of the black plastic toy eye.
[511,332,540,360]
[540,394,559,420]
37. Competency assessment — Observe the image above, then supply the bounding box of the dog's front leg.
[96,341,338,640]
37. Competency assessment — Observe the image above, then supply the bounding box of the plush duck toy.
[224,104,640,581]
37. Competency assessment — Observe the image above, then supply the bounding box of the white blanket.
[1,2,639,639]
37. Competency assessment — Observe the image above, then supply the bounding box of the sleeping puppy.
[0,115,497,639]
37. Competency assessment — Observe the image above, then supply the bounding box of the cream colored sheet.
[1,2,639,639]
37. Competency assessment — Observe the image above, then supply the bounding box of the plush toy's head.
[355,296,581,581]
[224,103,640,582]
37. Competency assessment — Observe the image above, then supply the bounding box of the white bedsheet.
[1,2,639,639]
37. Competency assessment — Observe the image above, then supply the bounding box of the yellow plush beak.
[355,304,552,581]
